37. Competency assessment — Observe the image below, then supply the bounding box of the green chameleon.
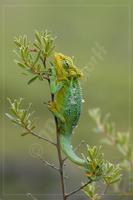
[48,53,87,167]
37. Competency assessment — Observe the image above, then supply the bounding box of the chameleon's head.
[54,53,82,80]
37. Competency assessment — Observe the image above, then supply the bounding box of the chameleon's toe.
[47,101,57,112]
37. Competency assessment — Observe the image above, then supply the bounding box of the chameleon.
[48,52,87,167]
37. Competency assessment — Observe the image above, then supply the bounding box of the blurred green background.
[0,0,132,199]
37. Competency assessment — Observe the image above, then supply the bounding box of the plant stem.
[55,116,66,200]
[44,52,66,199]
[37,154,59,171]
[51,92,66,200]
[65,180,92,198]
[103,184,110,195]
[23,126,56,146]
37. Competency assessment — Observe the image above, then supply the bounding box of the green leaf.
[35,31,41,44]
[21,72,28,76]
[17,62,26,68]
[33,50,41,67]
[14,38,21,47]
[27,76,38,85]
[5,113,15,121]
[21,132,29,136]
[5,113,19,125]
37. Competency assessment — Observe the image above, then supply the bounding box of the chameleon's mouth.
[54,52,66,69]
[54,52,65,62]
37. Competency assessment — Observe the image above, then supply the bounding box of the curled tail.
[60,133,86,167]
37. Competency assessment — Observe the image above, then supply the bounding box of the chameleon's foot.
[48,101,65,123]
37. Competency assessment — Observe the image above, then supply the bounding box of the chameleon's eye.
[63,60,70,69]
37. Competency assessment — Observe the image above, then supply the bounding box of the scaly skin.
[48,53,86,167]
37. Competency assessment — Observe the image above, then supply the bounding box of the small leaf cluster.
[84,146,121,183]
[83,182,101,200]
[83,159,121,199]
[89,108,115,144]
[6,98,36,136]
[82,145,121,199]
[14,30,56,84]
[34,30,56,63]
[89,108,133,171]
[103,162,121,185]
[84,146,104,181]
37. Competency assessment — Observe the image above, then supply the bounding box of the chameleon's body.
[48,53,86,167]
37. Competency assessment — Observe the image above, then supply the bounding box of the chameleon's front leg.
[47,101,65,123]
[48,65,65,123]
[49,64,65,94]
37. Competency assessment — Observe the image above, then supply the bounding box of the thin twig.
[55,116,66,199]
[37,154,59,171]
[38,154,69,180]
[45,74,66,199]
[65,180,92,198]
[75,140,86,152]
[21,118,56,146]
[103,184,110,195]
[25,128,56,146]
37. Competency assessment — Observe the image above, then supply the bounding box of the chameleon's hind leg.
[48,101,65,123]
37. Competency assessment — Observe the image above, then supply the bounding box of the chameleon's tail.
[60,133,86,167]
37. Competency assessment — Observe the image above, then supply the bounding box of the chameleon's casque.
[48,53,86,167]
